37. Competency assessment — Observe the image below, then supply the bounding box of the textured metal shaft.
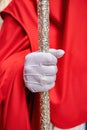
[38,0,50,130]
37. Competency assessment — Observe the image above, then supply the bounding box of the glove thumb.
[49,49,65,58]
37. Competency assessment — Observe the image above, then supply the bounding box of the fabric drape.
[0,0,87,129]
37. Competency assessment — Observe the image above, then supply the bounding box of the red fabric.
[0,0,87,129]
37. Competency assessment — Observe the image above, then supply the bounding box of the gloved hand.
[23,49,65,92]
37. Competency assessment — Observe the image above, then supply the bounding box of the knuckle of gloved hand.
[24,65,35,74]
[26,83,37,93]
[47,53,57,64]
[49,76,56,83]
[25,52,37,64]
[48,78,56,86]
[50,66,58,75]
[41,53,57,65]
[25,53,32,61]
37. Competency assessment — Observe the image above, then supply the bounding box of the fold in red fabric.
[0,0,87,129]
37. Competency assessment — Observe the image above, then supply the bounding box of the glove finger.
[49,49,65,58]
[25,82,55,92]
[25,52,57,65]
[24,65,58,76]
[24,75,56,85]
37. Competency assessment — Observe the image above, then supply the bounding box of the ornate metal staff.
[38,0,50,130]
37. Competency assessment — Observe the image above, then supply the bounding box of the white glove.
[23,49,65,92]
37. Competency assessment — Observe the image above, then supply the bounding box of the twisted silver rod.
[38,0,50,130]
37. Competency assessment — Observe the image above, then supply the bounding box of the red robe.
[0,0,87,129]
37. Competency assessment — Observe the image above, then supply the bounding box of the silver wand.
[38,0,50,130]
